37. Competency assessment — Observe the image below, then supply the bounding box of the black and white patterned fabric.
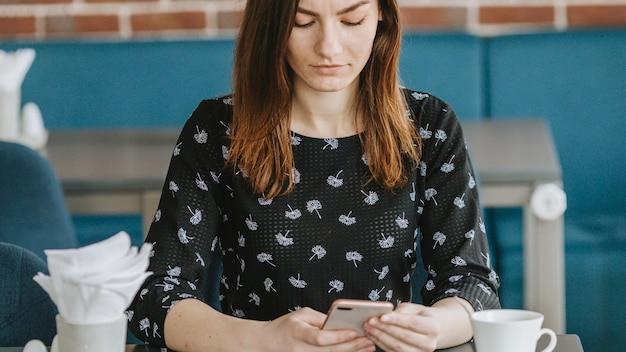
[127,90,501,345]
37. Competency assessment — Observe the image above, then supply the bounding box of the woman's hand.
[363,298,474,351]
[253,307,376,352]
[363,302,440,352]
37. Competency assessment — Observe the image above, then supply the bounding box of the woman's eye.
[294,21,314,28]
[343,18,365,26]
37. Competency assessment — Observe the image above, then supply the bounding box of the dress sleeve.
[127,100,227,346]
[415,95,501,312]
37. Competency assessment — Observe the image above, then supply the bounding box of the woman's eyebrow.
[297,1,371,16]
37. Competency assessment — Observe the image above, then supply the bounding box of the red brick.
[0,16,36,37]
[568,5,626,27]
[0,0,69,4]
[131,12,206,32]
[480,6,554,24]
[217,10,243,29]
[45,15,119,35]
[400,7,466,30]
[84,0,155,3]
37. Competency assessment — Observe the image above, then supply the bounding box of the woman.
[128,0,500,351]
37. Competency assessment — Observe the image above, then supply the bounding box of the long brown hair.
[228,0,421,199]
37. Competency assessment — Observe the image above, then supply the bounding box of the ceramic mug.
[54,314,126,352]
[471,309,557,352]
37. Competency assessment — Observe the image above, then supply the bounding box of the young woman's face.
[286,0,381,94]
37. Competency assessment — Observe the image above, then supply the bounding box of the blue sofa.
[2,28,624,351]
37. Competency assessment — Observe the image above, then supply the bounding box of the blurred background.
[1,0,625,351]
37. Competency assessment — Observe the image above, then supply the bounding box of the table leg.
[523,204,566,334]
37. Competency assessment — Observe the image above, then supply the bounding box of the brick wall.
[0,0,625,40]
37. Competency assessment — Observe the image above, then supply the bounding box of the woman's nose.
[315,24,343,58]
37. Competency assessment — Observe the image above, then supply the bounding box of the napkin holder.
[0,48,48,151]
[54,314,126,352]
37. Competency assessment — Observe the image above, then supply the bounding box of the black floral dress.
[127,90,501,345]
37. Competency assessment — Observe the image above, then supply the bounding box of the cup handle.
[537,328,557,352]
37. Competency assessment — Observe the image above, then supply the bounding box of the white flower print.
[249,293,261,306]
[374,265,390,279]
[153,322,162,338]
[232,309,245,318]
[173,142,181,156]
[257,252,276,267]
[454,193,466,209]
[258,193,273,205]
[139,318,150,336]
[425,188,438,205]
[482,253,491,268]
[368,286,385,301]
[395,212,409,228]
[338,211,356,226]
[221,145,229,160]
[479,218,486,233]
[419,161,427,176]
[291,133,302,146]
[445,288,460,295]
[451,256,467,266]
[323,138,339,150]
[420,124,432,139]
[276,230,294,246]
[327,170,344,187]
[433,231,446,249]
[285,204,302,220]
[219,120,231,135]
[188,206,202,225]
[378,233,395,249]
[211,236,219,251]
[403,273,411,282]
[222,97,233,105]
[385,290,393,301]
[465,229,475,245]
[468,173,476,189]
[404,248,414,258]
[361,153,369,165]
[309,245,327,260]
[194,125,208,144]
[477,283,492,295]
[140,288,149,299]
[488,270,498,283]
[440,155,456,173]
[362,190,379,205]
[346,251,363,267]
[289,273,307,288]
[426,280,435,291]
[195,252,205,266]
[196,173,209,190]
[166,265,181,277]
[153,209,161,223]
[328,279,344,293]
[434,129,447,146]
[169,181,179,197]
[245,214,258,231]
[418,199,424,214]
[412,92,429,100]
[177,228,194,244]
[264,278,276,292]
[449,275,464,282]
[238,233,245,247]
[410,182,416,201]
[306,199,322,219]
[428,265,437,277]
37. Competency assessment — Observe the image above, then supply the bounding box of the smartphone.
[322,299,394,336]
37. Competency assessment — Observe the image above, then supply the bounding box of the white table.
[45,119,566,333]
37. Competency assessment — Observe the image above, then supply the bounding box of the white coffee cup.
[471,309,557,352]
[54,314,126,352]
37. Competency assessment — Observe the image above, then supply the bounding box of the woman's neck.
[290,83,360,138]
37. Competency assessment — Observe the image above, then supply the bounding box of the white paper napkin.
[0,48,35,93]
[33,231,152,325]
